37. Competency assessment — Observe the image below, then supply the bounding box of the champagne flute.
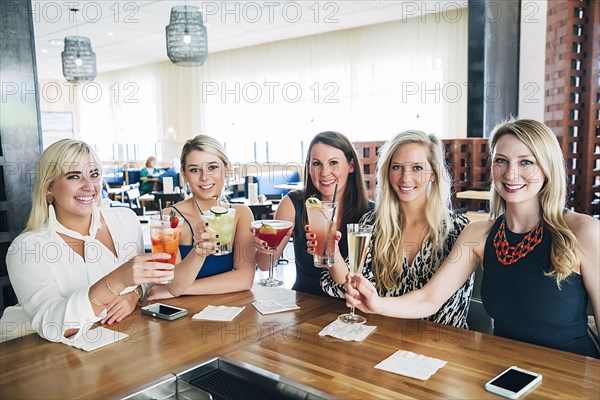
[338,223,373,324]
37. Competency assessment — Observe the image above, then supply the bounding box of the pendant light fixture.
[165,5,208,66]
[61,8,97,82]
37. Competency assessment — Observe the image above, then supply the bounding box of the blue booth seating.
[244,169,301,198]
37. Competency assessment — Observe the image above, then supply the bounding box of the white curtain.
[43,9,468,163]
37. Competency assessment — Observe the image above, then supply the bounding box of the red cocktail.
[251,220,293,287]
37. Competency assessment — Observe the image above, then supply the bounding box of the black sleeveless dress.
[288,191,347,297]
[481,216,599,358]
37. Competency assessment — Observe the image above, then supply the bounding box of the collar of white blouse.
[48,204,103,242]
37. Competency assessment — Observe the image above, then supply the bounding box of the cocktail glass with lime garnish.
[200,206,236,255]
[306,197,338,268]
[251,219,293,287]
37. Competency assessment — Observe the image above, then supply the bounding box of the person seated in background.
[254,131,372,297]
[139,156,160,194]
[315,131,473,328]
[1,139,173,343]
[147,135,256,300]
[344,119,600,358]
[101,178,110,199]
[159,158,181,190]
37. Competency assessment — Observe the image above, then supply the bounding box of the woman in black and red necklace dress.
[344,118,600,358]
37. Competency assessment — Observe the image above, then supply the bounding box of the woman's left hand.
[147,284,175,301]
[100,292,138,325]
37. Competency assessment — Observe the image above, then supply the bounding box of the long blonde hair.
[489,118,577,284]
[372,131,452,290]
[25,139,102,232]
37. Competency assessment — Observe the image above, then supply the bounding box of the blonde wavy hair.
[489,118,577,284]
[180,135,231,202]
[25,139,102,232]
[372,130,452,290]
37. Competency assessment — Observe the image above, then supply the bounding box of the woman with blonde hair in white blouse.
[2,139,172,343]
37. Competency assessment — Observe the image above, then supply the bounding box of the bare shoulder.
[460,218,496,239]
[564,211,600,242]
[274,195,296,221]
[231,203,253,219]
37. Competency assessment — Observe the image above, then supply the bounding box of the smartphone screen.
[489,369,538,393]
[155,305,183,315]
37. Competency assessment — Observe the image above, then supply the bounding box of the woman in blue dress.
[148,135,255,299]
[344,119,600,358]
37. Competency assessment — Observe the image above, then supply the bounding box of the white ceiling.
[34,0,458,80]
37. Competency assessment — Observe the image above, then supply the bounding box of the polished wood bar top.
[456,190,491,201]
[1,287,598,399]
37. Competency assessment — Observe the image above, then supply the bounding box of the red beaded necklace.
[492,216,544,266]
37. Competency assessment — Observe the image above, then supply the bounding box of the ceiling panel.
[33,0,463,79]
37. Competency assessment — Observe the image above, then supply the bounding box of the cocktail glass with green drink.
[201,206,236,255]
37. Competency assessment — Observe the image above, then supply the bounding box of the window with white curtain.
[70,8,468,163]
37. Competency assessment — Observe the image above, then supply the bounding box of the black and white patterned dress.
[321,210,474,328]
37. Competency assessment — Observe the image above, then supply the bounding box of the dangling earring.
[46,193,54,205]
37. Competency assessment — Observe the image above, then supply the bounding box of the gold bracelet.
[105,277,119,296]
[90,296,106,307]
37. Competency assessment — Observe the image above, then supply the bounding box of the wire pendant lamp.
[61,9,97,82]
[166,6,208,66]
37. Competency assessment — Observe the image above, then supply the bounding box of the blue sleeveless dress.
[171,205,234,279]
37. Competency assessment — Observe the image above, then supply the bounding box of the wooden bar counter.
[1,287,599,399]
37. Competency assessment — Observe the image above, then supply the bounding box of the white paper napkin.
[66,327,129,352]
[318,319,376,342]
[192,305,245,322]
[252,299,300,315]
[374,350,447,380]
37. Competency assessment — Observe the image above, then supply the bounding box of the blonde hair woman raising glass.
[3,140,172,343]
[319,130,473,328]
[345,119,599,358]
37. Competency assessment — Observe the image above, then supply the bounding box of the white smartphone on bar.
[141,303,188,321]
[485,366,542,399]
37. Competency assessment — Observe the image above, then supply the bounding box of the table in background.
[456,190,491,201]
[1,289,598,399]
[273,182,304,191]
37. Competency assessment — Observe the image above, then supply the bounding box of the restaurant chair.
[466,298,493,334]
[153,192,182,210]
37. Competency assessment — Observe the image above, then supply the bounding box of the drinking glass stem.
[350,306,356,316]
[268,252,275,281]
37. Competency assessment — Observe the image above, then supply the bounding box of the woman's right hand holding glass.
[117,252,174,287]
[305,225,341,268]
[343,273,381,314]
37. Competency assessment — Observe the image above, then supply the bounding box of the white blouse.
[5,206,143,343]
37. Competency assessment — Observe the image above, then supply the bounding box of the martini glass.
[339,223,373,324]
[251,219,293,287]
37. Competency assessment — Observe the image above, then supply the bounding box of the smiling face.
[308,143,354,201]
[492,134,545,208]
[182,150,227,201]
[388,142,434,207]
[48,154,101,222]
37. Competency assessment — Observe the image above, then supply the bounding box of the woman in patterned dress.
[316,130,473,328]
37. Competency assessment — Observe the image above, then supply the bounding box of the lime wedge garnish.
[305,197,323,208]
[210,206,228,215]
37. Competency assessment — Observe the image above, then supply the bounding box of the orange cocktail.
[150,214,182,283]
